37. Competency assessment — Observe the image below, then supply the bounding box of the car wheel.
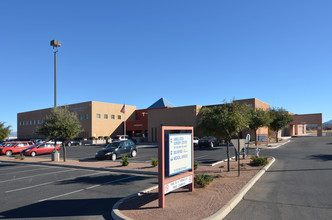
[68,143,71,147]
[111,153,117,161]
[131,150,137,157]
[31,151,36,157]
[210,142,214,148]
[6,151,12,156]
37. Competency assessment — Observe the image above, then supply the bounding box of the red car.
[21,142,60,157]
[0,141,35,156]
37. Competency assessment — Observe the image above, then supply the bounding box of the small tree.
[36,107,82,161]
[198,101,249,171]
[248,108,271,146]
[269,107,293,142]
[0,122,12,141]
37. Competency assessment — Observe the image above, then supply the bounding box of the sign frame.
[158,126,194,208]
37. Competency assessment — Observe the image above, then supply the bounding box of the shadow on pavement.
[307,154,332,161]
[0,198,119,219]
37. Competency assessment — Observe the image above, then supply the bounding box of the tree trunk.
[227,142,230,172]
[276,130,279,143]
[254,130,257,146]
[63,143,67,162]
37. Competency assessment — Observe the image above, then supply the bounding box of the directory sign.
[164,175,193,194]
[168,133,192,176]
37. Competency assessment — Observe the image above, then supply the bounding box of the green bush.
[121,154,130,166]
[89,136,96,140]
[151,157,158,167]
[194,174,213,188]
[194,160,198,170]
[250,156,268,166]
[15,155,25,160]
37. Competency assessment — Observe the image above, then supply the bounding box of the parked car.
[95,140,137,160]
[21,142,60,157]
[193,137,200,147]
[64,140,82,147]
[198,137,219,148]
[46,139,63,145]
[112,135,129,142]
[0,141,35,156]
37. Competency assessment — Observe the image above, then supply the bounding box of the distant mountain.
[9,131,17,137]
[324,120,332,125]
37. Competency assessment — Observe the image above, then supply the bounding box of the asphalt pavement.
[225,133,332,220]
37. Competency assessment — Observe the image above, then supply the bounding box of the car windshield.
[105,142,120,149]
[201,137,212,140]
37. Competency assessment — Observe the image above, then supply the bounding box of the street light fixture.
[50,40,61,107]
[50,40,61,161]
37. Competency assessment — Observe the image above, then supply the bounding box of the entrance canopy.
[291,113,323,136]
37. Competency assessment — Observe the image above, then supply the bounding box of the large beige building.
[17,101,136,140]
[17,98,323,141]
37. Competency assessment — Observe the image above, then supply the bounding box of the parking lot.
[29,143,241,166]
[0,162,156,219]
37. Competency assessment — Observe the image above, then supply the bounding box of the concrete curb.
[111,185,159,220]
[265,140,290,149]
[111,157,276,220]
[203,157,276,220]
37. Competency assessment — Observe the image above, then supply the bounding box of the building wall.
[91,101,136,138]
[17,101,136,140]
[148,105,201,142]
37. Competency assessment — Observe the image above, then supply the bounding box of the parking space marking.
[0,167,56,176]
[194,155,208,159]
[0,169,76,183]
[37,175,138,202]
[5,171,109,193]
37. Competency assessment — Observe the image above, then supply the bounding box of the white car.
[112,135,128,142]
[193,137,200,146]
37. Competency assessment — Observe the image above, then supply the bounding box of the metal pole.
[54,50,57,107]
[238,136,240,177]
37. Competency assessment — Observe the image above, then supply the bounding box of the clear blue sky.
[1,0,331,132]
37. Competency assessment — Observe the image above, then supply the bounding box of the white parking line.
[5,171,108,193]
[0,169,75,183]
[37,175,137,202]
[0,167,55,176]
[195,155,208,159]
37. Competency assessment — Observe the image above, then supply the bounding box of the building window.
[22,121,25,126]
[41,119,43,124]
[117,115,121,120]
[30,121,32,125]
[79,114,83,120]
[85,114,89,119]
[111,115,115,119]
[33,120,36,125]
[26,121,28,126]
[19,122,21,126]
[104,114,108,119]
[96,114,101,119]
[37,120,40,124]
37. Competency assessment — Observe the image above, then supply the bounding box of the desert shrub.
[194,174,213,188]
[151,157,158,167]
[194,160,198,170]
[15,155,25,160]
[121,154,130,166]
[250,156,268,166]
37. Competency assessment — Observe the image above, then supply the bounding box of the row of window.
[19,113,122,126]
[19,119,44,126]
[95,114,121,120]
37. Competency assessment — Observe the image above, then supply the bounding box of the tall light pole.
[50,40,61,107]
[50,40,61,161]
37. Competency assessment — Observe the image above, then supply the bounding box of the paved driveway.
[226,133,332,220]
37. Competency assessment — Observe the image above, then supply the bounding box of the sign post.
[158,126,194,208]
